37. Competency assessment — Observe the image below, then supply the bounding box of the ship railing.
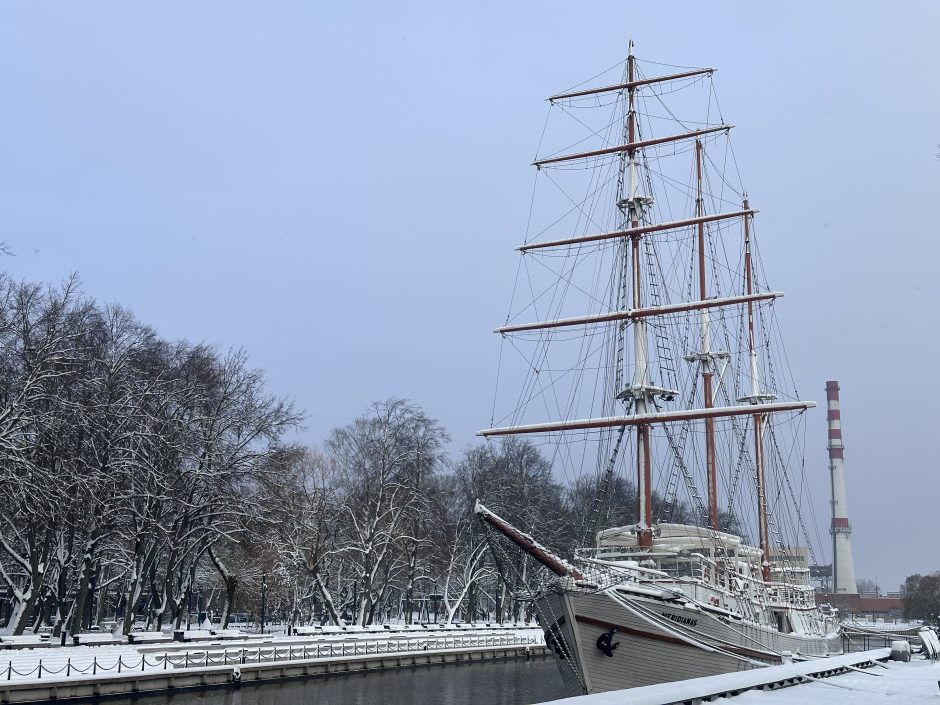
[573,556,670,587]
[664,557,814,611]
[578,549,683,579]
[690,553,817,609]
[585,548,818,612]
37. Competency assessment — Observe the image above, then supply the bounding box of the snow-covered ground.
[712,660,940,704]
[1,625,544,684]
[538,653,940,705]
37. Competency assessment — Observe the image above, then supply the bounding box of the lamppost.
[351,581,358,626]
[87,569,98,630]
[187,564,195,630]
[260,573,267,634]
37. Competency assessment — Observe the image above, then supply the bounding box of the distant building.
[820,592,905,620]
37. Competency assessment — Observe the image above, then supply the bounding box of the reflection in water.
[103,656,564,705]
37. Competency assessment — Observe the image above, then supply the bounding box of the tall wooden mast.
[695,140,719,530]
[741,196,772,581]
[624,42,654,549]
[484,46,818,559]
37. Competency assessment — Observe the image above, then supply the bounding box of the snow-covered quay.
[0,625,546,702]
[536,648,940,705]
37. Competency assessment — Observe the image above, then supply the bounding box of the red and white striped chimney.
[827,380,857,594]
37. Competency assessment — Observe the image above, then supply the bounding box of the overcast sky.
[1,2,937,590]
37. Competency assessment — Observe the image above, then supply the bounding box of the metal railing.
[4,632,544,682]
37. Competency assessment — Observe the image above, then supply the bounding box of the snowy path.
[1,627,544,684]
[714,659,940,704]
[537,649,915,704]
[542,661,940,704]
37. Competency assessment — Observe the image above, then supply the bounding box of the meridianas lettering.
[661,612,698,627]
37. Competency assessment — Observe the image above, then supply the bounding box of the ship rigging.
[475,42,839,696]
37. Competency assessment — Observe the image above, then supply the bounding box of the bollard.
[38,659,41,680]
[93,657,97,675]
[67,658,71,676]
[118,656,122,674]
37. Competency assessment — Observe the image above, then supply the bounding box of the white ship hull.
[539,587,842,696]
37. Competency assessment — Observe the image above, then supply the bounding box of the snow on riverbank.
[1,625,544,684]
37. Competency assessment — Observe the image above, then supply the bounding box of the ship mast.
[624,42,654,549]
[740,197,773,581]
[588,45,635,542]
[483,47,817,554]
[694,140,720,530]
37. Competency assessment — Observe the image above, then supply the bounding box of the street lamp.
[352,581,358,626]
[187,564,195,630]
[87,569,98,631]
[260,573,267,635]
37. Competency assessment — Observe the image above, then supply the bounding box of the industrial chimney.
[826,380,857,594]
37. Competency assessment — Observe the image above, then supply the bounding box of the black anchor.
[596,627,620,657]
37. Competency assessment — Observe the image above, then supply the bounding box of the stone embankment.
[0,625,547,704]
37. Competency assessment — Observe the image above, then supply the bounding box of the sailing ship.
[474,43,842,696]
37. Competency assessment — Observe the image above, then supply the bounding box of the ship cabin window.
[774,611,793,634]
[655,557,699,579]
[658,558,678,575]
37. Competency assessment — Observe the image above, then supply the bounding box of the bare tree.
[426,475,495,624]
[327,400,446,626]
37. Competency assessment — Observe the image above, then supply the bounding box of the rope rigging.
[487,48,824,608]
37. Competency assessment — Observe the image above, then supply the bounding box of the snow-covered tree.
[326,399,446,626]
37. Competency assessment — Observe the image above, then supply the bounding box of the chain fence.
[4,631,545,682]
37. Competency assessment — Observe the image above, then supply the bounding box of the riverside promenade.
[0,624,546,703]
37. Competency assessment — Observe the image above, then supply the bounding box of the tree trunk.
[120,539,158,636]
[313,572,345,627]
[207,545,238,629]
[68,548,94,635]
[3,590,37,636]
[404,539,417,624]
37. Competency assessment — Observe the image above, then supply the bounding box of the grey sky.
[1,2,937,591]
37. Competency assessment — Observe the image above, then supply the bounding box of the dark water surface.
[104,656,566,705]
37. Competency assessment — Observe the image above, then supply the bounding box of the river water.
[102,655,566,705]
